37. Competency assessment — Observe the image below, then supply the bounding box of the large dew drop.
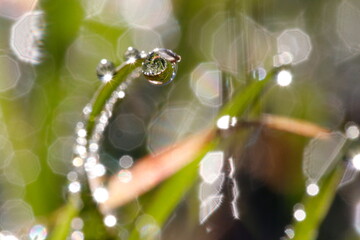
[96,59,115,82]
[142,52,176,85]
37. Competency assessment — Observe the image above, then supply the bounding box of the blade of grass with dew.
[49,60,143,239]
[292,166,344,240]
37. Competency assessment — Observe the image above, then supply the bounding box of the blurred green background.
[1,0,360,239]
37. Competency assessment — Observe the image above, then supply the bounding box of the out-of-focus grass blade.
[49,201,79,240]
[292,166,344,240]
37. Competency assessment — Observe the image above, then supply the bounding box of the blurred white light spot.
[29,224,47,240]
[92,164,106,177]
[345,123,360,140]
[199,194,223,224]
[352,154,360,170]
[252,67,267,81]
[75,145,86,156]
[93,187,109,203]
[82,106,92,116]
[70,231,84,240]
[84,156,97,172]
[277,70,292,87]
[68,181,81,193]
[71,218,84,230]
[200,151,224,184]
[102,73,113,83]
[284,226,295,239]
[77,129,86,138]
[119,155,134,169]
[104,215,117,227]
[216,115,231,130]
[306,183,319,196]
[10,11,44,64]
[89,143,99,153]
[118,170,132,183]
[118,91,125,99]
[293,205,306,222]
[72,157,84,167]
[277,28,312,65]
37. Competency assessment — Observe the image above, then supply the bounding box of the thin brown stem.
[100,114,330,211]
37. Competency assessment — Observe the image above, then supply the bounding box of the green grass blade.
[292,166,344,240]
[49,201,79,240]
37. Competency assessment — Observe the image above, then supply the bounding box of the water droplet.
[293,204,306,222]
[142,52,167,77]
[142,52,178,85]
[96,59,115,82]
[124,47,140,62]
[29,225,47,240]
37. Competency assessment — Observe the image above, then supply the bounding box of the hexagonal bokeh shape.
[0,0,38,20]
[190,62,223,107]
[47,136,74,175]
[66,34,115,83]
[0,136,14,169]
[108,113,146,151]
[10,10,44,64]
[4,150,41,186]
[199,151,224,184]
[212,15,272,74]
[337,0,360,52]
[0,55,21,93]
[0,199,34,231]
[277,28,312,65]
